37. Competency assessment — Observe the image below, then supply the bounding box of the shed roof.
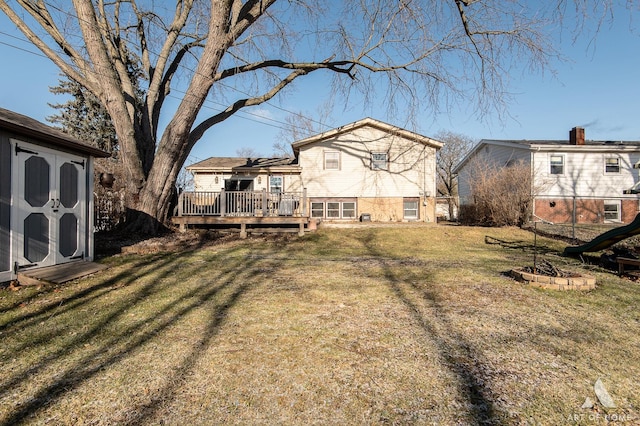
[0,107,110,157]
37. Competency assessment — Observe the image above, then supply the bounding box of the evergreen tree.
[47,76,118,157]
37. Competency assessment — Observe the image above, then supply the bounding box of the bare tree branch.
[189,68,308,147]
[0,0,626,232]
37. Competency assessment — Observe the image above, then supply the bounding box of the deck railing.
[177,189,307,217]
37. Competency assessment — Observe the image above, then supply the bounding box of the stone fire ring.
[510,268,596,291]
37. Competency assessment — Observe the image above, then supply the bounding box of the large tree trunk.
[126,136,189,234]
[123,2,234,234]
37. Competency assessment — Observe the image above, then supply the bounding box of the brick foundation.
[534,198,639,224]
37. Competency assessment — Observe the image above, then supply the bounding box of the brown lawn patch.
[1,226,638,424]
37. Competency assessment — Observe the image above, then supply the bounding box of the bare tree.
[435,131,475,220]
[273,106,335,157]
[459,157,547,227]
[0,0,621,233]
[235,147,263,158]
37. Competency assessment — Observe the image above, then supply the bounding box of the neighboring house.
[188,118,443,222]
[0,108,109,283]
[454,126,640,224]
[436,196,458,221]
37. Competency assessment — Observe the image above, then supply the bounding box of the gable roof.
[291,117,443,155]
[0,107,110,157]
[187,156,300,173]
[454,137,640,174]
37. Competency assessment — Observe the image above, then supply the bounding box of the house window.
[550,155,564,175]
[371,152,388,170]
[342,202,356,218]
[605,157,620,174]
[269,175,283,193]
[326,202,341,218]
[604,200,621,222]
[311,202,324,218]
[310,199,357,219]
[324,151,340,170]
[403,198,419,219]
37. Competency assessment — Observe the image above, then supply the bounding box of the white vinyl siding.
[458,141,640,217]
[298,126,437,199]
[532,150,639,198]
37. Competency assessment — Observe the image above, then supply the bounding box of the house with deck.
[454,127,640,224]
[174,118,443,235]
[1,108,109,284]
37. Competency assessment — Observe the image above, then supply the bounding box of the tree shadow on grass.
[0,245,262,425]
[484,235,557,255]
[356,232,502,425]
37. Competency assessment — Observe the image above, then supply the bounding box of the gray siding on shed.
[1,134,11,276]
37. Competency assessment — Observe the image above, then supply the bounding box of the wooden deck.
[17,261,108,285]
[172,190,312,237]
[171,215,311,237]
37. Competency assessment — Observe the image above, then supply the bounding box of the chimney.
[570,126,585,145]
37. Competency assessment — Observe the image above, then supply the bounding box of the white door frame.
[11,140,87,270]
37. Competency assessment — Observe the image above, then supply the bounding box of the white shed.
[0,108,109,284]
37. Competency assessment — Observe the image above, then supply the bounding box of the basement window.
[310,199,357,219]
[403,198,419,220]
[604,200,621,222]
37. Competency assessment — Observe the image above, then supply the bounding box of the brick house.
[454,127,640,224]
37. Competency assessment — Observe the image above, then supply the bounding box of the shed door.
[12,141,87,269]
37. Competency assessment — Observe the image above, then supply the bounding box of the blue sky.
[1,4,639,166]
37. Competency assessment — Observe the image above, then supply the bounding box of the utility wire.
[0,1,336,134]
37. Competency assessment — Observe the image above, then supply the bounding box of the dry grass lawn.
[1,225,639,425]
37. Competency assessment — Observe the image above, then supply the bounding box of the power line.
[40,0,336,132]
[0,31,317,136]
[0,2,337,134]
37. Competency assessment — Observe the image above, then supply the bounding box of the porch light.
[258,176,262,184]
[215,176,218,184]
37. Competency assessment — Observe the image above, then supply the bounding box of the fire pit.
[510,261,596,291]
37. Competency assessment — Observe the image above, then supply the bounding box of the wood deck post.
[298,222,305,236]
[177,192,184,217]
[240,223,247,239]
[302,188,308,216]
[262,189,267,216]
[220,188,226,217]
